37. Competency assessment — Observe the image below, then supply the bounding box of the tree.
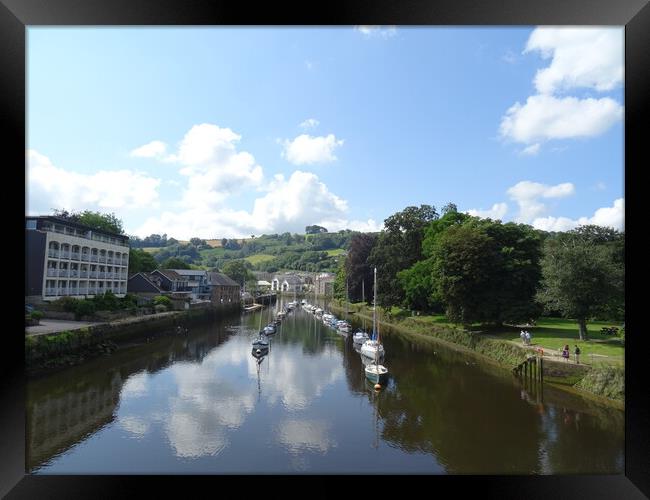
[53,209,124,235]
[160,257,190,270]
[306,225,328,234]
[536,228,624,340]
[333,259,347,300]
[128,248,159,274]
[345,233,378,303]
[222,260,254,286]
[189,237,205,247]
[368,204,438,307]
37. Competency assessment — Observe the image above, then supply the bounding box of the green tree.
[536,227,624,340]
[128,248,159,274]
[53,209,124,234]
[160,257,191,270]
[306,225,328,234]
[333,259,347,299]
[222,260,254,286]
[368,204,438,307]
[345,232,377,303]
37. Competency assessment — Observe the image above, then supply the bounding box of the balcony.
[71,252,80,261]
[98,272,105,279]
[86,288,95,295]
[90,255,98,262]
[107,257,113,264]
[69,270,80,278]
[98,257,107,264]
[78,287,88,295]
[80,271,89,278]
[45,288,57,296]
[48,250,60,258]
[81,253,90,261]
[61,251,70,259]
[47,269,57,277]
[58,270,69,277]
[89,271,98,278]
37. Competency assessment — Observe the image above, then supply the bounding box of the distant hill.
[142,231,357,273]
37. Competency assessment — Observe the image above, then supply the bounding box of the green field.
[326,248,345,256]
[142,247,162,253]
[244,254,276,265]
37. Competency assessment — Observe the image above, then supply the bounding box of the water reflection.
[27,305,623,474]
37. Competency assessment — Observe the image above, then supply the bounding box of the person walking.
[562,344,570,362]
[574,345,581,364]
[520,330,526,345]
[526,331,532,346]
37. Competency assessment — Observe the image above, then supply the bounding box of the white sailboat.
[363,268,388,385]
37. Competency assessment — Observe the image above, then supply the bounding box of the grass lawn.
[142,247,162,253]
[488,317,624,365]
[325,248,345,256]
[244,254,276,265]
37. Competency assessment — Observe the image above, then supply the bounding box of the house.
[127,273,164,304]
[25,215,129,302]
[271,274,304,293]
[314,273,335,296]
[148,269,190,293]
[169,269,211,300]
[207,272,240,305]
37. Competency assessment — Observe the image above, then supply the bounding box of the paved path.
[25,319,104,336]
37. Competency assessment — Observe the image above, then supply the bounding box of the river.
[27,299,624,474]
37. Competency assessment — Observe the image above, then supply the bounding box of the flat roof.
[27,215,129,240]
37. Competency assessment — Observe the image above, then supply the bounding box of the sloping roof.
[207,272,240,287]
[257,280,272,286]
[127,272,163,293]
[283,275,303,285]
[153,269,185,281]
[171,269,207,277]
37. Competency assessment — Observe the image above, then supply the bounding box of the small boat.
[252,336,269,348]
[362,267,388,383]
[252,345,269,358]
[263,325,276,335]
[365,362,389,385]
[353,330,370,344]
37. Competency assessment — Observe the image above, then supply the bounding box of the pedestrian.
[520,330,526,345]
[562,344,570,362]
[574,345,581,364]
[526,331,532,345]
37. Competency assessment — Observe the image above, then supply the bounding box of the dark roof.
[127,272,163,292]
[282,275,303,285]
[27,215,128,240]
[208,272,240,287]
[153,269,185,281]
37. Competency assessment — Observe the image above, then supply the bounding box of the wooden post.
[540,356,543,384]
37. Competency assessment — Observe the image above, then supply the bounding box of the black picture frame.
[3,0,648,497]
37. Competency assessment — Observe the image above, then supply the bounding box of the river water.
[27,300,624,474]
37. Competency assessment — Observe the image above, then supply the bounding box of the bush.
[53,296,79,312]
[153,295,172,310]
[74,300,96,319]
[30,310,44,321]
[154,304,168,313]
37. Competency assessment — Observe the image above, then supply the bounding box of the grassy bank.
[330,300,624,404]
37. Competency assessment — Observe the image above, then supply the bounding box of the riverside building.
[25,216,129,302]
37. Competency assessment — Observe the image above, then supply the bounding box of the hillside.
[140,231,356,273]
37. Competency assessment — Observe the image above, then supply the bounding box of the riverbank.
[25,305,240,377]
[328,301,623,408]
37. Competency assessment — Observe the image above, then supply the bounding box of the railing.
[89,271,98,278]
[48,250,59,258]
[71,252,80,260]
[69,270,79,278]
[90,255,98,262]
[81,253,89,261]
[61,251,70,259]
[98,272,105,279]
[45,288,57,296]
[47,269,57,277]
[58,270,69,277]
[80,271,88,278]
[86,288,95,294]
[98,256,107,263]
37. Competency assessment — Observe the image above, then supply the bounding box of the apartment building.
[25,216,129,302]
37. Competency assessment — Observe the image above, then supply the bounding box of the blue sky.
[27,26,624,239]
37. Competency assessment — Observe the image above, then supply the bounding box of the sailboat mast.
[373,267,377,341]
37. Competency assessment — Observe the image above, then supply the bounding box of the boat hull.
[364,365,389,384]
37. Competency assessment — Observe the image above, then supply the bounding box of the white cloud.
[500,94,623,145]
[521,143,541,156]
[27,149,161,213]
[507,180,575,222]
[466,202,508,220]
[355,26,397,39]
[532,198,624,232]
[299,118,319,129]
[165,124,264,208]
[525,27,624,95]
[130,140,168,159]
[281,134,344,165]
[500,27,623,152]
[133,170,374,239]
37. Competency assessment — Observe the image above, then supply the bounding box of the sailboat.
[362,268,388,384]
[252,307,270,348]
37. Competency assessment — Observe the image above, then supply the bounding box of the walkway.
[26,319,104,336]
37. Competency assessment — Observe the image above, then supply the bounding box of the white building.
[271,274,304,293]
[25,216,130,302]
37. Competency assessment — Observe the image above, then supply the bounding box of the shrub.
[53,296,79,312]
[153,295,172,310]
[154,304,168,313]
[74,300,96,319]
[30,310,43,321]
